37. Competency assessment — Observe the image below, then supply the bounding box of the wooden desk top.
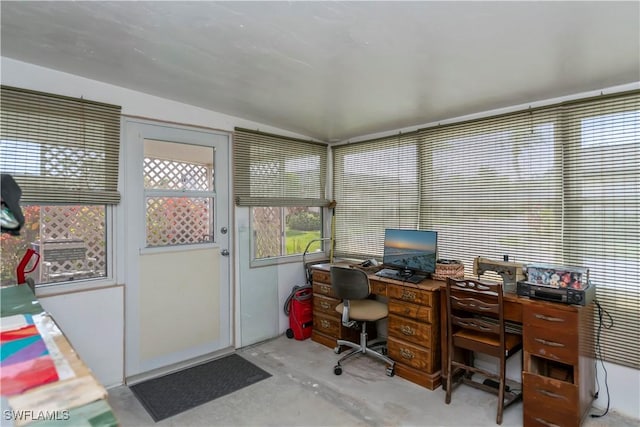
[1,285,116,426]
[311,262,442,292]
[311,263,583,324]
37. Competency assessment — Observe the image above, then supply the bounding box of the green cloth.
[26,400,118,427]
[0,285,43,317]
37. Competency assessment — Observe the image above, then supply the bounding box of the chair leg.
[334,322,394,373]
[496,360,506,425]
[366,337,386,349]
[336,338,361,352]
[336,346,364,366]
[445,350,453,404]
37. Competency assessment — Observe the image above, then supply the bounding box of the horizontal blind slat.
[334,90,639,369]
[1,85,122,204]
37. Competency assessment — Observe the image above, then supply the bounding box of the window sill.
[35,277,122,298]
[250,251,328,268]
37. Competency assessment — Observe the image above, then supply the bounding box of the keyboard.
[375,268,426,284]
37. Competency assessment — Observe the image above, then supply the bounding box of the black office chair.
[330,266,395,376]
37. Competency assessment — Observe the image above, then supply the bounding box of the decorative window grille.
[143,142,215,248]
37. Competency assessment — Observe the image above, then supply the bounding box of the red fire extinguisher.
[284,284,313,340]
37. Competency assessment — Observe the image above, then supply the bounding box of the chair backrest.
[330,266,371,300]
[446,277,505,340]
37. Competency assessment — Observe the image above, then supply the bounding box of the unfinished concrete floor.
[108,335,636,427]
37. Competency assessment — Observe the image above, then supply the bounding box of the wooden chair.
[444,277,522,425]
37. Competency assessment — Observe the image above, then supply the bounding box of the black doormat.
[130,354,271,422]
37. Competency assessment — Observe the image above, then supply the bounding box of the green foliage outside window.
[285,229,322,255]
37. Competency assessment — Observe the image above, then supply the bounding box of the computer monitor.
[382,228,438,277]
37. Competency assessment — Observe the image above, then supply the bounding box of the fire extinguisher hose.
[283,284,313,316]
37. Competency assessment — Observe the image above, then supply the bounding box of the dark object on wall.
[1,174,25,235]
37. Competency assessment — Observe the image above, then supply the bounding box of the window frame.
[28,204,116,297]
[141,140,217,251]
[249,206,327,268]
[0,86,121,294]
[234,128,330,267]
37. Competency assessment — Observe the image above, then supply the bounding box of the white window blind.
[332,90,639,369]
[333,131,421,259]
[0,86,122,204]
[420,108,564,277]
[562,92,639,369]
[234,128,328,207]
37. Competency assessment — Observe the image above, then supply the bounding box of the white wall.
[2,57,638,420]
[38,286,124,387]
[236,206,315,347]
[593,361,640,420]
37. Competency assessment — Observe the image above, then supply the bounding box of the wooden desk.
[310,264,442,389]
[438,281,596,427]
[310,265,596,426]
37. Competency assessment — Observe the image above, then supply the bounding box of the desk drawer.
[370,280,387,296]
[313,313,360,341]
[523,407,579,427]
[524,304,578,330]
[388,299,434,323]
[525,325,578,365]
[388,314,431,346]
[313,294,340,316]
[387,336,432,372]
[313,282,335,298]
[313,313,340,337]
[312,270,330,284]
[388,284,433,306]
[523,372,578,418]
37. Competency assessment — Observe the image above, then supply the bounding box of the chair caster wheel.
[386,366,395,377]
[334,346,341,354]
[285,329,294,339]
[334,365,342,375]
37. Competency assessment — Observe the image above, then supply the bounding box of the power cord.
[590,299,613,418]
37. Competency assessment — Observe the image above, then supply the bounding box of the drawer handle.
[320,320,331,329]
[535,338,565,348]
[401,290,416,301]
[320,285,330,294]
[536,388,568,401]
[320,301,331,310]
[400,325,415,336]
[535,313,565,323]
[534,418,561,427]
[399,348,415,360]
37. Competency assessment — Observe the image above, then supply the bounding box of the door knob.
[221,249,229,256]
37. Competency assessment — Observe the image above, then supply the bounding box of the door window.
[143,139,215,247]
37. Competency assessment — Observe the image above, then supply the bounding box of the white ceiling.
[1,1,639,142]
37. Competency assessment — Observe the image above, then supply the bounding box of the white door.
[123,118,232,379]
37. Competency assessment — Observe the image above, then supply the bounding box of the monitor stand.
[399,269,415,278]
[400,269,432,282]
